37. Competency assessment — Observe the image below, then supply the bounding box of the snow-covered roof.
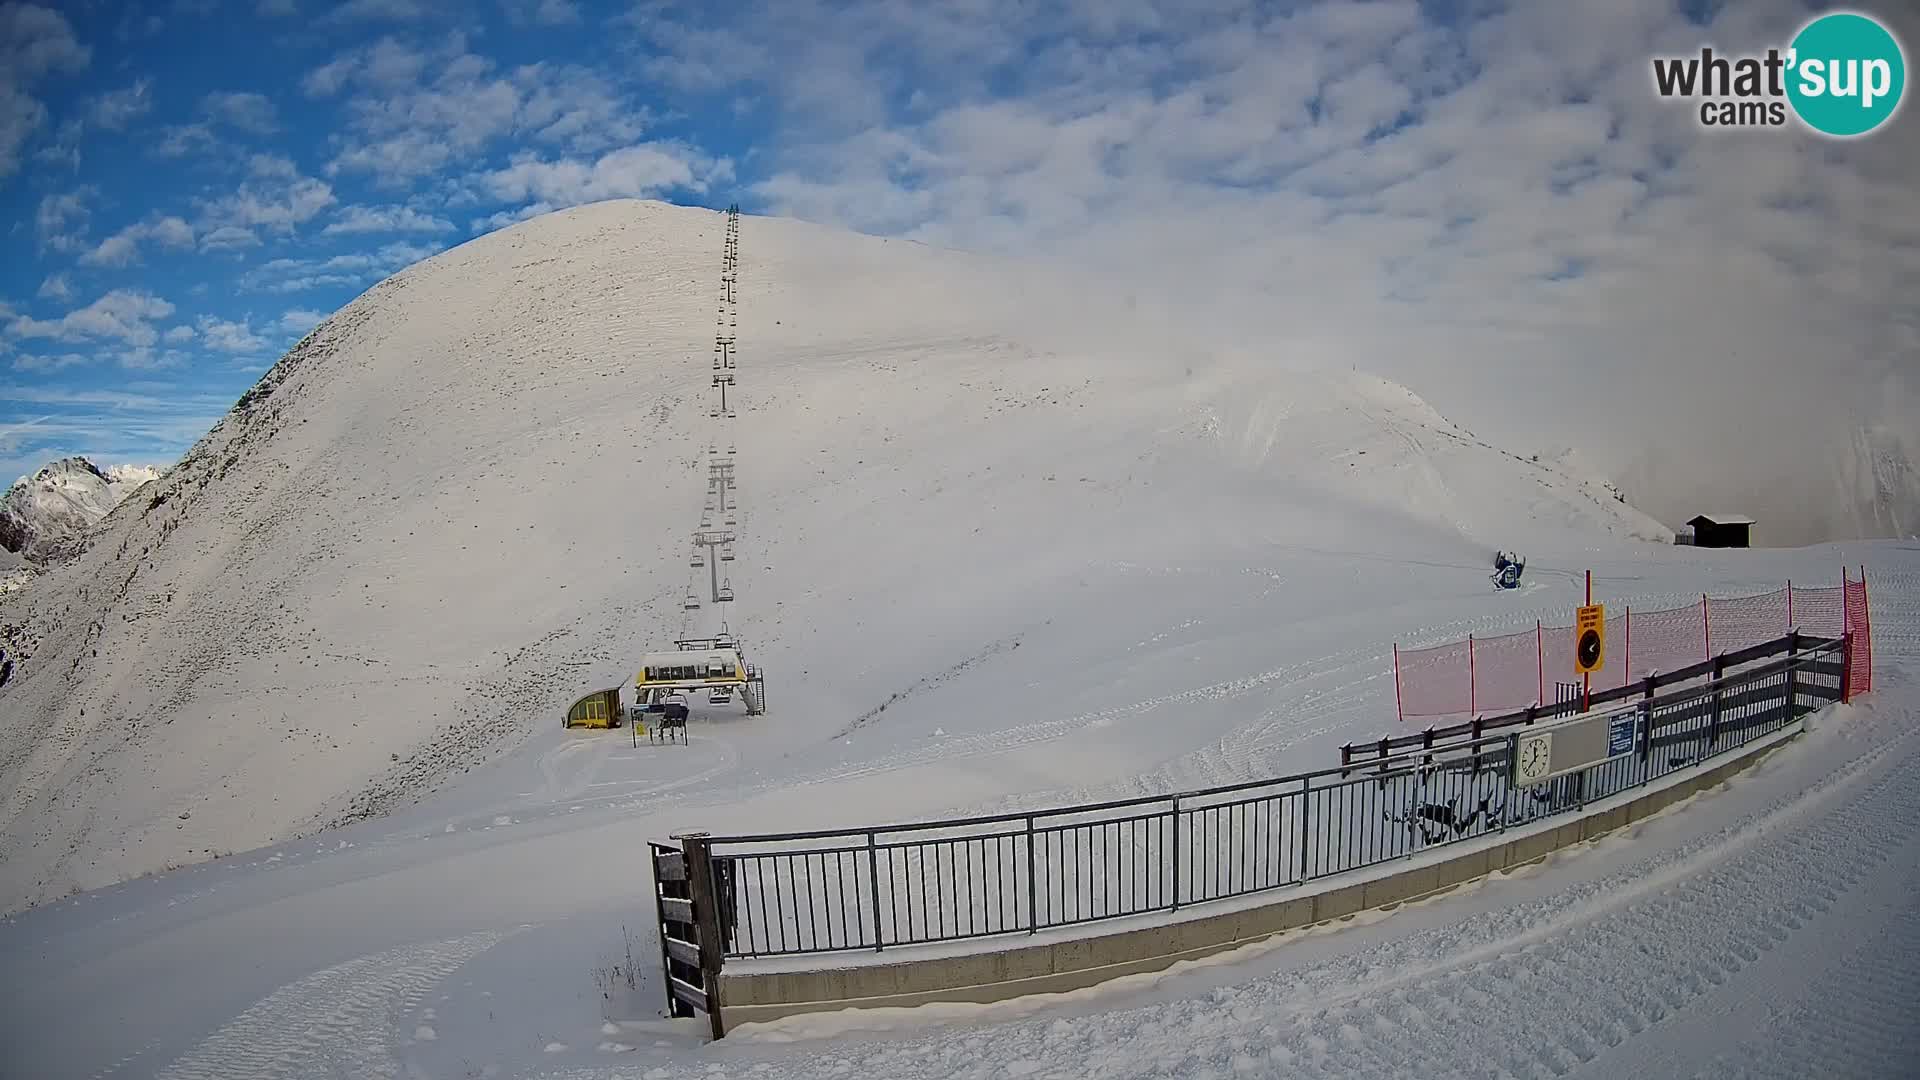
[635,648,742,671]
[1689,513,1756,526]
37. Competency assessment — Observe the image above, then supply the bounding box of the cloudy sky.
[2,0,1915,542]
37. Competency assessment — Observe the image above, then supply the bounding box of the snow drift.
[0,199,1671,913]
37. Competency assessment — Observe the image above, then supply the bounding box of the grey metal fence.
[697,634,1847,959]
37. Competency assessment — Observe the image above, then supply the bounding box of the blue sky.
[3,0,757,482]
[1,1,1915,541]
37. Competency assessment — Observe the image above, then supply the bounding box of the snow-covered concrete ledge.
[714,720,1807,1033]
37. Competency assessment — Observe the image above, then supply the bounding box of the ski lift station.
[634,636,766,715]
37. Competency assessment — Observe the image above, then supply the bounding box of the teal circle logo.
[1786,12,1906,137]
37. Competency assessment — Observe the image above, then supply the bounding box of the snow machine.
[1491,551,1525,590]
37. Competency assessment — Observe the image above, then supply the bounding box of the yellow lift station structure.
[564,686,624,729]
[634,637,766,716]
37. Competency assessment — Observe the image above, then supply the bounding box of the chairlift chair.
[708,686,732,705]
[716,579,734,602]
[720,545,735,562]
[683,591,701,611]
[691,552,705,568]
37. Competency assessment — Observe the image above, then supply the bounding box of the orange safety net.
[1394,575,1868,721]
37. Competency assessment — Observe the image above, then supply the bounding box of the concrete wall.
[713,729,1797,1033]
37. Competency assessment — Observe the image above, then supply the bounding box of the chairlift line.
[632,201,766,722]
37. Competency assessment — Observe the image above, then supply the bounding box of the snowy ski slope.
[0,200,1665,914]
[0,200,1912,1079]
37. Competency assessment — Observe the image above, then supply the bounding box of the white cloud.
[0,2,90,178]
[36,273,72,301]
[162,325,196,343]
[10,351,92,373]
[154,121,217,158]
[88,78,154,131]
[199,225,261,252]
[195,315,270,353]
[34,186,96,253]
[241,240,442,292]
[112,8,166,42]
[202,90,279,134]
[6,289,176,348]
[502,0,578,26]
[79,215,195,267]
[321,203,455,235]
[323,0,439,24]
[473,143,733,212]
[195,170,337,235]
[311,38,657,185]
[629,0,1920,544]
[469,201,553,233]
[276,308,326,334]
[247,152,299,178]
[116,346,191,371]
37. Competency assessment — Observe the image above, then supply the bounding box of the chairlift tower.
[691,528,737,604]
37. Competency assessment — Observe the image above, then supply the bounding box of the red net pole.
[1860,566,1874,692]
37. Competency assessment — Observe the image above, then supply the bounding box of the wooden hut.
[1686,513,1753,548]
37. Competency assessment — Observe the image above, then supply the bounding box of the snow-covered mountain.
[0,199,1674,913]
[0,458,167,564]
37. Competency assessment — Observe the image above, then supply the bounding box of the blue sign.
[1608,713,1636,757]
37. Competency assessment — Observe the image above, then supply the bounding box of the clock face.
[1516,733,1553,782]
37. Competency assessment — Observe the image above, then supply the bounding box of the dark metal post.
[1840,630,1853,704]
[866,832,883,952]
[1785,631,1800,722]
[1297,777,1311,881]
[1170,795,1182,910]
[1637,675,1656,769]
[677,832,726,1040]
[1025,817,1038,932]
[1707,655,1726,749]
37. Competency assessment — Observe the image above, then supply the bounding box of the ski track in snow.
[154,931,503,1080]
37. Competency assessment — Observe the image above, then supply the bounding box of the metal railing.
[694,633,1848,959]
